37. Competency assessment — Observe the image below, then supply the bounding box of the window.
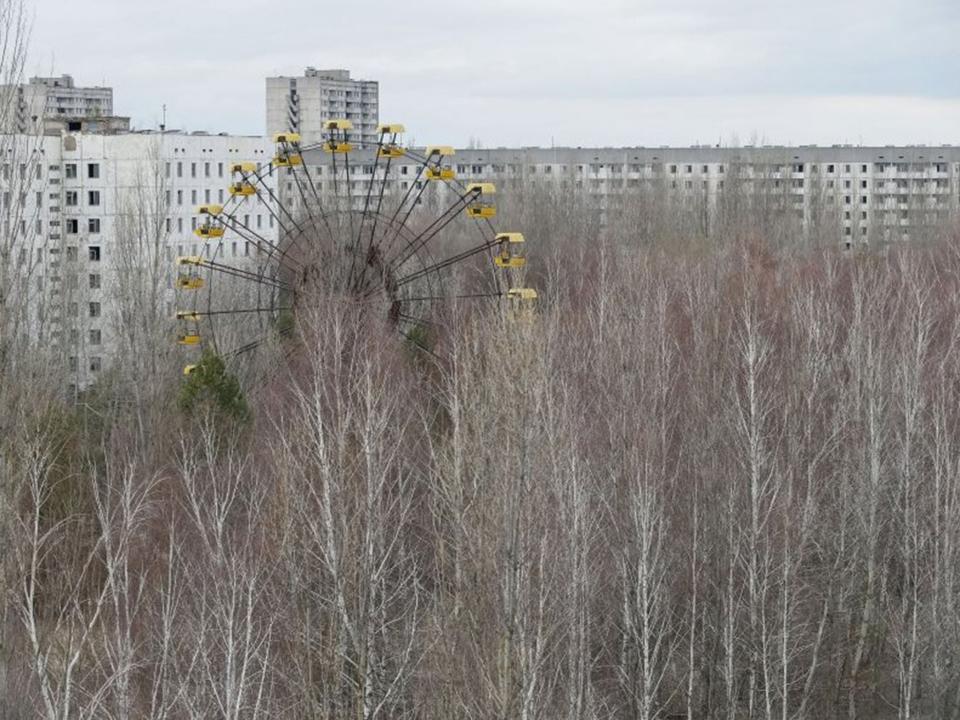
[204,189,211,203]
[88,246,101,261]
[87,163,100,179]
[88,190,101,206]
[177,190,183,205]
[204,162,211,177]
[177,162,183,178]
[88,218,101,234]
[191,162,197,178]
[66,246,77,261]
[89,302,101,318]
[66,218,79,234]
[89,273,101,289]
[191,189,197,204]
[166,218,171,233]
[68,356,78,371]
[217,162,224,178]
[90,357,102,372]
[69,302,78,316]
[65,190,78,206]
[177,218,183,233]
[165,162,171,177]
[65,163,77,178]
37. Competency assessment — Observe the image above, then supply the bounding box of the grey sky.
[30,0,960,146]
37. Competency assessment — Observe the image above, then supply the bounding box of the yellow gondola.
[377,123,405,135]
[176,275,204,290]
[183,365,198,376]
[494,233,526,268]
[507,288,538,301]
[426,166,456,181]
[198,204,224,217]
[273,132,303,167]
[195,223,225,239]
[466,183,497,219]
[322,141,353,154]
[230,162,257,174]
[176,311,201,321]
[273,152,303,167]
[323,119,353,131]
[177,333,201,346]
[273,132,301,144]
[175,256,205,267]
[378,144,405,159]
[229,181,257,196]
[426,146,455,157]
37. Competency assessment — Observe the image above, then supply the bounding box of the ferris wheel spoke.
[179,307,289,318]
[349,132,386,290]
[287,158,338,249]
[293,144,335,240]
[471,216,504,297]
[387,190,476,271]
[354,139,400,294]
[250,168,308,238]
[200,259,290,292]
[229,325,295,358]
[392,237,500,290]
[217,213,305,272]
[377,155,435,264]
[246,168,325,271]
[366,290,504,304]
[395,323,441,360]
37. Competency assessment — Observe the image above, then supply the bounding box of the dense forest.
[4,175,960,719]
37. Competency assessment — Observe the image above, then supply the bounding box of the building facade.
[2,75,114,133]
[298,144,960,245]
[266,67,379,148]
[2,129,276,392]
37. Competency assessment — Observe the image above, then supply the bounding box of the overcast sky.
[28,0,960,147]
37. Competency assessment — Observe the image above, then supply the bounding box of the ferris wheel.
[173,121,537,379]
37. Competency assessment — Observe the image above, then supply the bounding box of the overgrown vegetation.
[178,348,250,423]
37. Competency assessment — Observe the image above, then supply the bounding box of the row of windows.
[164,213,272,234]
[166,161,226,179]
[68,353,102,373]
[36,273,101,290]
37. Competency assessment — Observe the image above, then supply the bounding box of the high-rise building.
[1,75,115,133]
[266,67,379,148]
[2,128,277,392]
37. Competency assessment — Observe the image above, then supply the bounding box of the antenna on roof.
[160,104,166,132]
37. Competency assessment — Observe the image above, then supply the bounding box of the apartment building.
[4,129,276,392]
[1,75,114,133]
[297,144,960,244]
[266,67,379,148]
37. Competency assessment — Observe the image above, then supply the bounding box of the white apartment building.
[4,129,276,392]
[266,67,379,148]
[2,75,114,133]
[298,144,960,245]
